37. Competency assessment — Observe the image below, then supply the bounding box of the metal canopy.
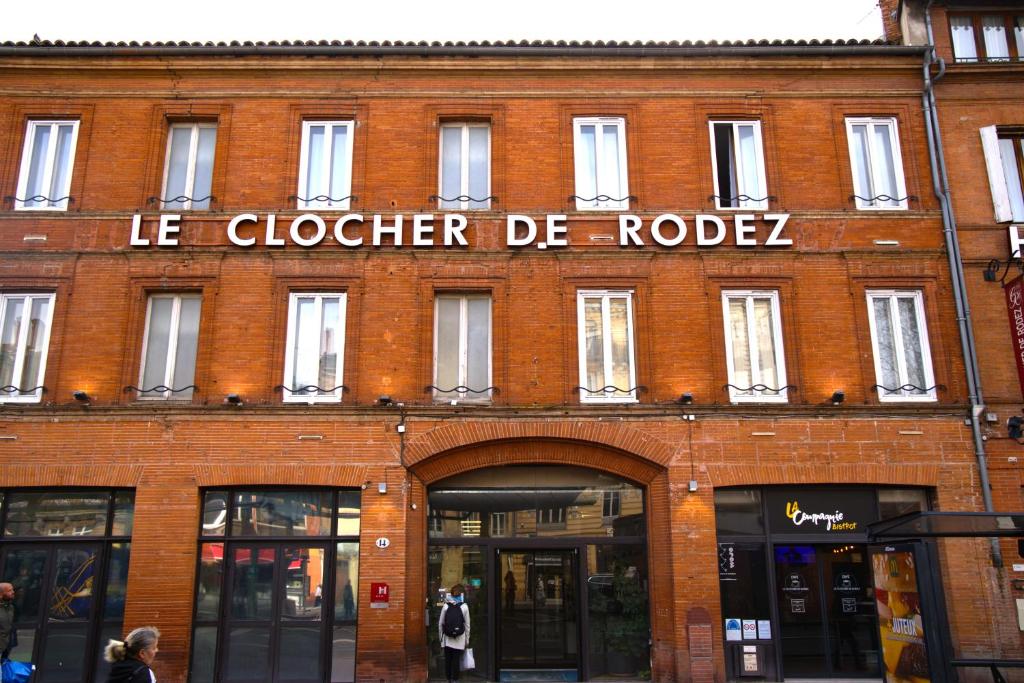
[868,511,1024,539]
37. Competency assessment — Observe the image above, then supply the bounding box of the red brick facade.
[0,39,1012,682]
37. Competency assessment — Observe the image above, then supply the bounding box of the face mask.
[454,595,464,603]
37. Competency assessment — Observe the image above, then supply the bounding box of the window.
[709,121,768,209]
[297,120,354,210]
[980,126,1024,223]
[138,293,201,400]
[602,491,620,519]
[15,120,79,210]
[490,512,507,537]
[576,290,637,403]
[950,13,1024,63]
[866,290,936,401]
[536,507,565,526]
[0,293,55,403]
[283,293,346,403]
[434,294,491,402]
[428,508,444,535]
[845,117,908,210]
[439,123,490,210]
[161,122,217,210]
[722,291,787,403]
[572,117,629,210]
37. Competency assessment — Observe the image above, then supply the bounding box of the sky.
[2,0,885,44]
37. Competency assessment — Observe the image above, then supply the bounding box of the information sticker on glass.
[757,620,771,639]
[742,619,757,640]
[725,618,742,641]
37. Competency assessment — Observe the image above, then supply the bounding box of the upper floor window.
[602,491,621,519]
[15,120,79,211]
[439,123,490,210]
[161,122,217,210]
[139,293,201,400]
[950,13,1024,63]
[845,117,908,210]
[283,292,346,403]
[980,126,1024,224]
[866,290,936,402]
[434,294,491,402]
[577,290,637,403]
[297,120,354,210]
[572,117,629,211]
[722,290,787,403]
[0,293,55,403]
[710,121,768,209]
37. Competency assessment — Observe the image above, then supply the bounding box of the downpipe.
[921,0,1001,566]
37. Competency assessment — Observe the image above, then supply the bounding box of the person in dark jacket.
[104,626,160,683]
[0,582,15,662]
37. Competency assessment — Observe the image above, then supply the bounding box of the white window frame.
[296,120,355,210]
[138,293,202,401]
[866,290,937,402]
[572,117,630,211]
[602,491,621,519]
[0,292,56,404]
[161,122,217,210]
[708,120,769,210]
[844,117,908,211]
[15,120,80,211]
[437,122,491,210]
[432,294,492,402]
[576,289,638,404]
[980,125,1024,224]
[282,292,347,404]
[490,511,507,537]
[721,290,788,404]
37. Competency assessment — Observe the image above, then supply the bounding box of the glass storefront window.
[230,490,332,537]
[718,542,770,621]
[428,466,645,539]
[714,489,764,535]
[4,491,110,537]
[192,488,360,683]
[586,544,650,679]
[427,545,488,681]
[112,491,135,536]
[878,488,928,520]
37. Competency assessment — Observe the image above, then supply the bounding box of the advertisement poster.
[1005,275,1024,400]
[872,549,930,683]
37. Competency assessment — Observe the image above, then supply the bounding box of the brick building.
[0,35,1012,682]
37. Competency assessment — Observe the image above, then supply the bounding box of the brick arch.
[405,420,674,473]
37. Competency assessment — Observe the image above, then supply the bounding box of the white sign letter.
[619,215,644,246]
[265,214,285,247]
[444,214,469,247]
[764,214,793,247]
[157,214,181,246]
[651,214,687,247]
[227,213,258,247]
[290,214,327,247]
[412,214,434,246]
[130,214,149,246]
[696,214,727,246]
[334,215,364,247]
[507,215,537,247]
[546,215,568,247]
[373,215,403,246]
[734,214,757,247]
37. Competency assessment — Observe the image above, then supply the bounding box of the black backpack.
[442,602,466,638]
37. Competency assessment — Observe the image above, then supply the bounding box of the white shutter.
[981,125,1013,223]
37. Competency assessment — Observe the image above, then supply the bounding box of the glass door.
[497,549,578,676]
[221,544,328,683]
[775,544,881,678]
[1,543,102,683]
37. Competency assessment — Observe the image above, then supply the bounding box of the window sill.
[728,395,788,404]
[877,395,938,403]
[854,205,909,212]
[580,397,639,405]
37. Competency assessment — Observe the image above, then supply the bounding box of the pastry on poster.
[873,551,930,683]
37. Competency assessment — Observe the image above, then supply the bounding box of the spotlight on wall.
[688,479,699,493]
[678,392,693,405]
[830,390,845,405]
[378,482,388,495]
[1009,415,1024,440]
[377,395,393,406]
[224,393,243,406]
[72,390,89,403]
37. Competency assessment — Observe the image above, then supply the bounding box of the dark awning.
[868,511,1024,539]
[428,489,597,514]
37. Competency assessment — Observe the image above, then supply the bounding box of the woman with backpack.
[438,584,470,683]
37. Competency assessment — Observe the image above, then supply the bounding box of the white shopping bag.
[461,647,475,670]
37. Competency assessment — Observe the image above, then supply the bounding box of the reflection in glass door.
[775,544,880,678]
[497,549,578,676]
[222,544,327,683]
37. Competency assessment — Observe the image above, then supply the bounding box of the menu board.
[872,548,930,683]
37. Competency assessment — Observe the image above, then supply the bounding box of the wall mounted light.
[224,393,243,406]
[72,390,90,403]
[378,482,388,495]
[688,480,699,493]
[678,392,694,405]
[831,390,845,405]
[378,395,393,406]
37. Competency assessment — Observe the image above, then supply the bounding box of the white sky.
[2,0,884,43]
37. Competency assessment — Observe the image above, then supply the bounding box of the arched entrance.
[424,464,651,682]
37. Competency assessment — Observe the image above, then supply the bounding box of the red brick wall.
[0,49,1013,682]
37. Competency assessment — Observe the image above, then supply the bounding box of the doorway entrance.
[774,544,879,677]
[497,549,578,677]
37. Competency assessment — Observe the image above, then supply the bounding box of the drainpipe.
[920,0,1002,566]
